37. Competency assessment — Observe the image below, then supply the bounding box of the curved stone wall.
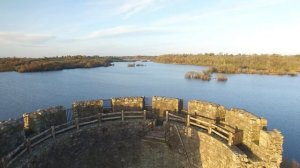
[12,121,190,168]
[0,96,283,168]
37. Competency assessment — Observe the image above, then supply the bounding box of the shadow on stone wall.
[16,121,190,168]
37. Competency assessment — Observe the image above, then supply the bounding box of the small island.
[185,67,228,82]
[0,56,123,73]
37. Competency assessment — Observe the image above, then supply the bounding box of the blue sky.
[0,0,300,57]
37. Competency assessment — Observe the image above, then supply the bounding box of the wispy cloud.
[0,32,55,43]
[82,25,168,39]
[118,0,155,18]
[154,0,286,26]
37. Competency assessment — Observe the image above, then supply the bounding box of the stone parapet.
[111,97,144,112]
[188,100,226,124]
[23,106,66,134]
[152,96,182,118]
[72,99,103,118]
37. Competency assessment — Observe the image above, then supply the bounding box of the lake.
[0,62,299,162]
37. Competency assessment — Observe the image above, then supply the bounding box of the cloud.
[154,0,286,26]
[118,0,155,18]
[83,25,168,39]
[0,32,55,43]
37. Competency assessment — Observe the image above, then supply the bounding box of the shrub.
[185,71,211,81]
[217,74,228,82]
[128,63,135,67]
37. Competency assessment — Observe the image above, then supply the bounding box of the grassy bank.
[154,54,300,75]
[0,56,122,73]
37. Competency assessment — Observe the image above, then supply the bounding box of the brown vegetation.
[128,63,135,67]
[185,71,211,81]
[154,54,300,75]
[217,74,228,82]
[0,56,120,73]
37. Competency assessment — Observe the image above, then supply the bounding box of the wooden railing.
[1,110,146,168]
[2,109,237,168]
[166,111,234,146]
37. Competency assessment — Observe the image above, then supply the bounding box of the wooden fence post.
[1,157,7,168]
[166,111,169,122]
[26,138,31,153]
[51,126,56,140]
[208,123,212,134]
[75,118,79,130]
[143,110,146,120]
[228,132,233,146]
[98,113,102,127]
[186,114,190,127]
[121,110,124,121]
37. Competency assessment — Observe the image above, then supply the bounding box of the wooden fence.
[2,109,238,168]
[166,111,235,146]
[1,110,146,168]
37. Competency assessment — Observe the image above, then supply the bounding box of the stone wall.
[245,129,283,167]
[12,121,189,168]
[23,106,66,134]
[172,124,282,168]
[0,119,24,157]
[171,125,253,168]
[188,100,226,124]
[0,97,283,168]
[72,99,103,118]
[224,108,267,145]
[185,100,283,167]
[152,96,182,118]
[111,97,144,112]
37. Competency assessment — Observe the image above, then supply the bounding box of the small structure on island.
[0,96,283,168]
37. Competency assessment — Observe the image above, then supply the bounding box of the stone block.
[152,96,182,118]
[111,97,144,112]
[23,106,66,134]
[188,100,226,124]
[72,99,103,118]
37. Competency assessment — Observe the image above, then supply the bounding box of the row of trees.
[0,56,115,73]
[154,54,300,75]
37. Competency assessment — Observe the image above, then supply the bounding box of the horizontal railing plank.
[124,111,143,114]
[189,117,210,126]
[124,115,144,119]
[56,125,76,134]
[190,122,208,130]
[31,134,52,148]
[30,128,51,142]
[6,148,27,168]
[212,129,228,141]
[79,120,98,126]
[169,117,185,123]
[55,122,73,130]
[102,116,122,121]
[5,142,25,161]
[102,112,121,116]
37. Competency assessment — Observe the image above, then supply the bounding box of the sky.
[0,0,300,57]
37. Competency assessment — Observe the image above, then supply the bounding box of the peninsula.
[0,56,122,73]
[153,54,300,76]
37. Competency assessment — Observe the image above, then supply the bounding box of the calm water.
[0,62,299,161]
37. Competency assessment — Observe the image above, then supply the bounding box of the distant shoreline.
[1,54,300,76]
[0,56,154,73]
[153,54,300,76]
[0,56,123,73]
